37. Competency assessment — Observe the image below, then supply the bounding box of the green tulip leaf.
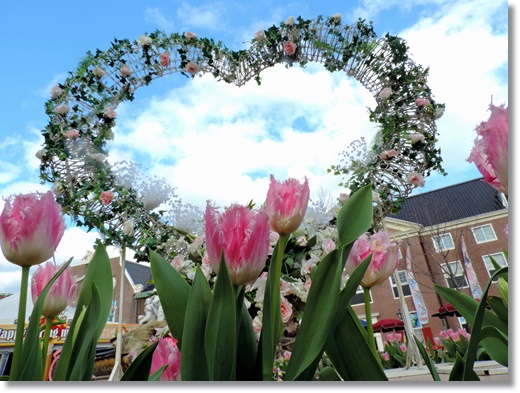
[487,295,508,323]
[14,258,73,380]
[336,184,373,247]
[284,249,342,381]
[413,335,441,381]
[236,297,258,380]
[325,305,387,381]
[205,255,236,380]
[181,266,212,381]
[53,244,112,381]
[317,366,342,381]
[258,233,289,380]
[149,365,168,381]
[121,340,159,381]
[150,250,191,349]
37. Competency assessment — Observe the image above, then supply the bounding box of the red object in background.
[431,303,461,318]
[372,318,405,333]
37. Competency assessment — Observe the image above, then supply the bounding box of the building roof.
[125,261,155,292]
[389,178,507,227]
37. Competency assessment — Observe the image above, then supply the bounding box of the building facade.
[350,178,508,348]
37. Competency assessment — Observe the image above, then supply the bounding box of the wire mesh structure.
[39,15,445,261]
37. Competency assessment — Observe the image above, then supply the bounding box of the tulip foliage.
[140,184,388,381]
[7,245,113,381]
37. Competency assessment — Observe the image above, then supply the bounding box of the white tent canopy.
[0,293,76,325]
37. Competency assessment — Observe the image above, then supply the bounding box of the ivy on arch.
[38,14,445,262]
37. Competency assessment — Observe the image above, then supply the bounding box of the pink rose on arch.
[50,85,63,99]
[283,41,297,56]
[103,106,117,119]
[64,129,80,140]
[379,149,398,160]
[160,52,171,67]
[409,133,425,143]
[378,87,392,100]
[184,31,197,40]
[55,105,69,116]
[415,97,430,107]
[280,296,293,323]
[185,61,199,76]
[254,30,265,40]
[99,190,114,205]
[120,64,132,78]
[406,172,425,188]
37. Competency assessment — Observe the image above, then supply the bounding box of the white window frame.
[351,286,371,306]
[432,233,455,252]
[471,224,497,244]
[482,252,508,281]
[389,270,411,299]
[441,261,469,289]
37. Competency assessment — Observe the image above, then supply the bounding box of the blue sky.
[0,0,510,295]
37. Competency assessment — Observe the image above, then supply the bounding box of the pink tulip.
[400,343,407,352]
[395,333,403,342]
[344,231,399,288]
[467,103,508,194]
[382,352,390,361]
[439,330,450,340]
[265,175,310,235]
[204,203,270,286]
[150,335,181,381]
[31,261,76,318]
[0,191,65,267]
[449,332,461,342]
[387,333,395,342]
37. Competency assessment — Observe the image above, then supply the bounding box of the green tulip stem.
[11,265,30,379]
[42,317,53,373]
[364,286,380,363]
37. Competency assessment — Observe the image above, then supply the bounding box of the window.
[350,286,371,306]
[442,261,468,289]
[482,252,508,281]
[432,233,455,252]
[472,224,497,244]
[389,270,411,298]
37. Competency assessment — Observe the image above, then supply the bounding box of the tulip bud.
[31,261,76,318]
[0,191,65,267]
[265,175,310,235]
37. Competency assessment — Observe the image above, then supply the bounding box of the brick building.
[70,257,154,324]
[350,178,508,349]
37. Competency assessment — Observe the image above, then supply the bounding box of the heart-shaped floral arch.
[38,14,445,262]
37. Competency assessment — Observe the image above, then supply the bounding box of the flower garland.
[38,14,445,261]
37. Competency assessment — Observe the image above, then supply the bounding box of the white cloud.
[144,7,174,32]
[109,63,376,208]
[175,2,226,31]
[397,0,507,184]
